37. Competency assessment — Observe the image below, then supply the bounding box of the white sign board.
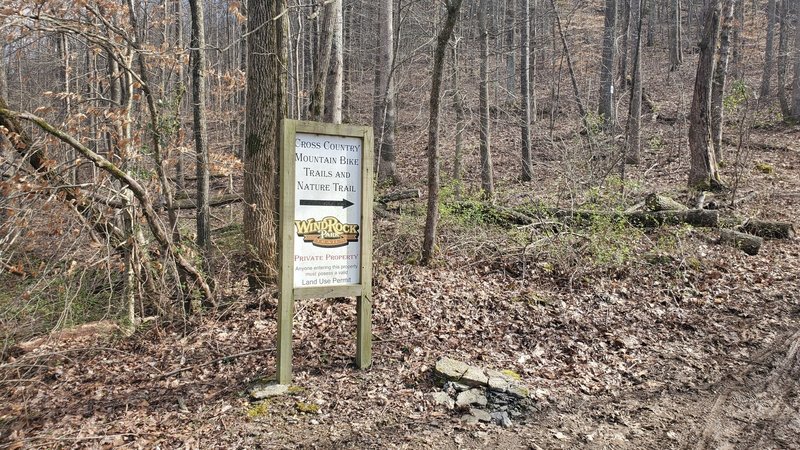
[292,132,362,288]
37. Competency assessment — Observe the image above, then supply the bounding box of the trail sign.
[277,120,373,384]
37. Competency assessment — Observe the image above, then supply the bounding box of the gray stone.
[491,411,513,428]
[435,357,470,380]
[487,376,510,392]
[461,366,489,387]
[456,389,487,408]
[249,382,288,399]
[429,391,455,409]
[470,408,492,423]
[506,383,530,399]
[461,414,479,425]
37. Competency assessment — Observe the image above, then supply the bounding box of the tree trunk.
[777,0,791,117]
[731,0,744,79]
[451,34,465,198]
[244,0,288,289]
[422,0,464,266]
[688,0,725,190]
[760,0,777,97]
[189,0,211,296]
[711,0,735,163]
[550,0,587,118]
[625,0,644,164]
[520,0,533,180]
[617,0,631,91]
[505,0,516,101]
[792,0,800,119]
[309,0,335,121]
[478,0,495,199]
[599,0,617,131]
[173,0,186,191]
[324,0,343,124]
[375,0,398,184]
[669,0,684,70]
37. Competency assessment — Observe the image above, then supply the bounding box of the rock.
[461,366,489,387]
[249,382,288,399]
[506,383,530,399]
[491,411,513,428]
[456,389,488,408]
[435,357,471,381]
[487,375,510,392]
[443,381,470,393]
[461,414,480,425]
[470,408,492,423]
[429,391,455,409]
[434,356,488,387]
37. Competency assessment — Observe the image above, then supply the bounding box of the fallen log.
[740,219,796,239]
[377,189,420,204]
[718,229,763,255]
[625,209,719,228]
[645,193,687,212]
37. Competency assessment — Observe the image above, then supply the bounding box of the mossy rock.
[295,401,320,414]
[246,401,270,419]
[501,369,522,381]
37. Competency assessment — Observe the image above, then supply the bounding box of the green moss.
[286,385,305,395]
[295,401,320,414]
[246,401,270,418]
[755,161,774,174]
[501,369,522,381]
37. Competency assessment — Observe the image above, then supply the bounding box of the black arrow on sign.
[299,198,354,209]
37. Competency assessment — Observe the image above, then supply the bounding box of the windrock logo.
[294,216,359,248]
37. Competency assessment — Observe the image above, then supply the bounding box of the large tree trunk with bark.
[598,0,617,131]
[688,0,725,191]
[777,0,791,117]
[309,0,335,121]
[244,0,288,289]
[421,0,464,265]
[324,0,343,124]
[189,0,211,288]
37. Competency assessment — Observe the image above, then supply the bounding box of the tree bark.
[625,0,644,164]
[760,0,777,97]
[718,229,762,255]
[375,0,398,184]
[792,0,800,119]
[244,0,288,289]
[309,0,335,121]
[324,0,343,124]
[711,0,735,163]
[777,0,791,117]
[520,0,533,181]
[598,0,617,131]
[478,0,495,199]
[422,0,464,265]
[189,0,211,284]
[688,0,724,191]
[669,0,684,70]
[505,0,516,101]
[451,34,465,198]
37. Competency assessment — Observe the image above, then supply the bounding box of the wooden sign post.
[277,119,374,384]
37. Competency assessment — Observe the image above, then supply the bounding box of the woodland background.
[1,0,800,448]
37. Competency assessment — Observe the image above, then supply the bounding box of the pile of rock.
[429,357,535,428]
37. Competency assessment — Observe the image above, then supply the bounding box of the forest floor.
[2,117,800,449]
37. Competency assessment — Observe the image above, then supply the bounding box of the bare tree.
[324,0,344,124]
[711,0,735,162]
[669,0,684,70]
[625,0,644,164]
[421,0,464,265]
[188,0,211,288]
[374,0,398,184]
[760,0,777,98]
[478,0,495,199]
[520,0,533,180]
[688,0,725,190]
[599,0,617,131]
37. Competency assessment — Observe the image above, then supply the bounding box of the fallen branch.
[170,193,242,210]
